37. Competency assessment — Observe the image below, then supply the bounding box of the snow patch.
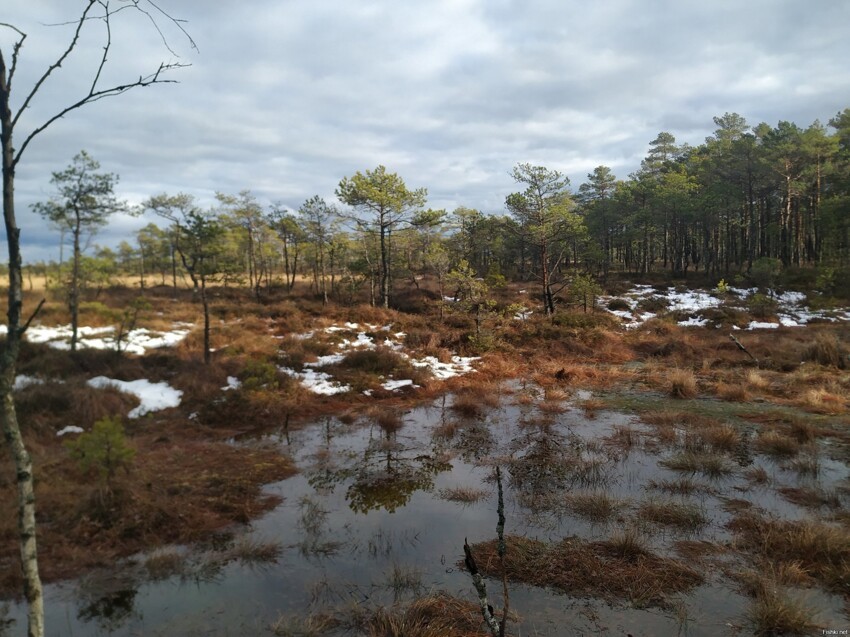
[56,426,84,437]
[86,376,183,418]
[6,323,191,354]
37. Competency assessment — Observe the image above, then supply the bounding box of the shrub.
[750,257,781,291]
[803,334,847,369]
[65,416,135,485]
[747,293,778,319]
[607,298,631,312]
[636,295,670,313]
[239,358,280,391]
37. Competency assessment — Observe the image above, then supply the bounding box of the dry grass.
[270,612,340,637]
[660,451,735,478]
[714,381,750,402]
[360,592,490,637]
[729,513,850,593]
[606,424,640,450]
[798,387,847,415]
[638,499,707,531]
[745,370,771,390]
[579,397,606,418]
[468,533,703,609]
[803,333,847,369]
[778,486,841,511]
[747,587,821,636]
[563,491,627,523]
[745,466,771,485]
[537,399,567,415]
[755,430,801,457]
[698,424,740,452]
[647,477,711,496]
[669,368,698,399]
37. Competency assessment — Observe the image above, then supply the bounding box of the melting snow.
[279,367,350,395]
[222,376,241,391]
[56,426,84,437]
[87,376,183,418]
[603,284,850,330]
[382,379,417,391]
[0,323,191,354]
[282,322,479,395]
[13,375,44,390]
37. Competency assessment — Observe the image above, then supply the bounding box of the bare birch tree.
[0,5,193,636]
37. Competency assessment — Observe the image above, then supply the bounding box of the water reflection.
[6,390,848,636]
[307,420,451,514]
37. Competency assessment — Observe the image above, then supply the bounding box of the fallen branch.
[729,333,758,365]
[464,465,511,637]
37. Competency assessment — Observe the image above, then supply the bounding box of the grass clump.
[468,533,702,609]
[638,499,708,531]
[563,491,626,523]
[357,592,489,637]
[755,430,801,457]
[729,513,850,593]
[647,477,710,496]
[803,333,847,369]
[669,369,698,399]
[661,451,734,478]
[747,588,821,637]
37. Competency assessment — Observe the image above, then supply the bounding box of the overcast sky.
[2,0,849,262]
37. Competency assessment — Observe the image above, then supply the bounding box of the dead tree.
[0,5,193,636]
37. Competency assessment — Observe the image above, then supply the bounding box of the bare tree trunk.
[200,275,211,365]
[70,217,81,351]
[379,220,390,308]
[1,61,45,637]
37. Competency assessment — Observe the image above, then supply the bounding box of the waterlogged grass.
[638,499,708,531]
[729,513,850,594]
[468,533,703,609]
[660,451,735,478]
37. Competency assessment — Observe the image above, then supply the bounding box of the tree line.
[27,110,850,325]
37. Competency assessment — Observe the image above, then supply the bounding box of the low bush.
[65,416,135,486]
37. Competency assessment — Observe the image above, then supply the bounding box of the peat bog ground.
[1,278,848,636]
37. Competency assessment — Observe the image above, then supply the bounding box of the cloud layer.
[2,0,849,261]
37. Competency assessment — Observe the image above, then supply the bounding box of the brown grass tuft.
[729,513,850,593]
[468,532,702,609]
[803,333,847,368]
[755,430,801,457]
[638,499,708,530]
[669,368,698,399]
[715,381,750,402]
[361,592,490,637]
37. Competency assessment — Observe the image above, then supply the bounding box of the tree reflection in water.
[307,418,451,514]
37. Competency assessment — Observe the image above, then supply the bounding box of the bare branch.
[11,1,98,131]
[13,61,188,168]
[89,2,113,96]
[0,23,27,89]
[19,298,46,337]
[123,0,199,55]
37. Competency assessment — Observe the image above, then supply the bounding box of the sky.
[2,0,849,263]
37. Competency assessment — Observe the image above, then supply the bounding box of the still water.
[4,389,847,635]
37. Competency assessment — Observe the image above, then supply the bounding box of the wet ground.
[3,385,848,636]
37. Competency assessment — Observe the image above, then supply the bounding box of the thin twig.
[18,298,46,337]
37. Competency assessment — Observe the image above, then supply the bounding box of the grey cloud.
[2,0,849,260]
